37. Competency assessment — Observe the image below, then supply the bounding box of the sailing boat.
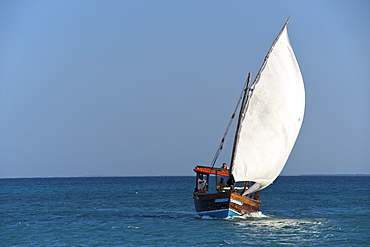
[193,17,305,218]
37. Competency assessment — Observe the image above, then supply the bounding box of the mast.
[228,73,251,177]
[210,76,253,168]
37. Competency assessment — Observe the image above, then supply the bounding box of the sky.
[1,0,369,178]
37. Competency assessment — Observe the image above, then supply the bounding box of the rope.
[210,78,250,168]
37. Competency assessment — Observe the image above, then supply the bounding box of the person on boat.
[216,177,227,192]
[221,163,228,169]
[242,181,250,195]
[253,190,260,200]
[226,175,235,190]
[197,174,207,193]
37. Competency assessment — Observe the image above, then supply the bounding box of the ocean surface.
[1,176,369,246]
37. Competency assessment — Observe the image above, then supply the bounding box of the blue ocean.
[1,176,369,246]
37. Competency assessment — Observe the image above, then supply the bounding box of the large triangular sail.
[231,21,305,190]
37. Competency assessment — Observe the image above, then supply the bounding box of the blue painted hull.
[197,208,242,218]
[193,192,261,218]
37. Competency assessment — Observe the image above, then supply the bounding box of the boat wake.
[200,211,268,220]
[200,215,216,220]
[243,211,268,218]
[229,211,268,220]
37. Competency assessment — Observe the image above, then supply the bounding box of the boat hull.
[193,192,261,218]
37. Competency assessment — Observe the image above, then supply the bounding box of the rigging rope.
[210,77,250,168]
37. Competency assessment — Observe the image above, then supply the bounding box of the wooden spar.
[249,16,291,93]
[228,73,251,178]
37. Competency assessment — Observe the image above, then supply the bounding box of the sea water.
[1,176,369,246]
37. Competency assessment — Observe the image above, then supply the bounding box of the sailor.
[197,174,207,193]
[254,190,260,200]
[226,175,234,187]
[226,175,235,191]
[216,177,227,192]
[221,163,228,169]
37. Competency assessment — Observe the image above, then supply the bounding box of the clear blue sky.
[1,1,369,178]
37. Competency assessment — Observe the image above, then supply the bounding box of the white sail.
[231,25,305,190]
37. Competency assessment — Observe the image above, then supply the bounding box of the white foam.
[245,211,268,218]
[200,215,215,220]
[199,211,268,220]
[126,226,139,229]
[228,211,268,220]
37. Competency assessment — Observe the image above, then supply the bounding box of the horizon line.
[1,174,369,179]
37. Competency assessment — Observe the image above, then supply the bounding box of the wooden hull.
[193,192,261,218]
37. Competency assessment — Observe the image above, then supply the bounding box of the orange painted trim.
[194,166,229,177]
